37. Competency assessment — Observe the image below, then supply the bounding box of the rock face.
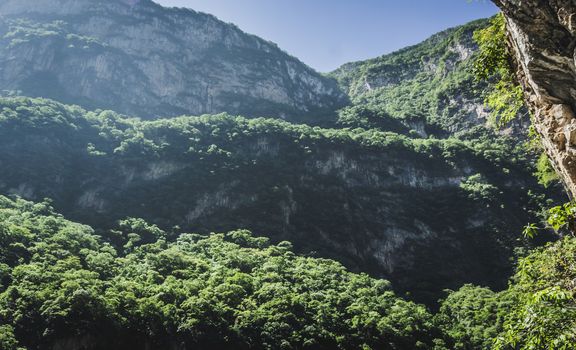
[0,4,562,306]
[0,0,347,122]
[493,0,576,197]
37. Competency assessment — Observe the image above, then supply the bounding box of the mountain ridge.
[329,18,531,138]
[0,0,347,122]
[0,3,562,305]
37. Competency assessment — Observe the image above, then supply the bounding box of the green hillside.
[0,195,447,350]
[0,96,556,305]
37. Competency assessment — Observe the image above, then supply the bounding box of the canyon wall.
[493,0,576,197]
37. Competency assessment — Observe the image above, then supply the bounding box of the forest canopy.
[0,195,449,350]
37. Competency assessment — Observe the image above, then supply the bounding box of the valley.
[0,1,573,349]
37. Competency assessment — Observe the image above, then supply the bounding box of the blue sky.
[154,0,499,72]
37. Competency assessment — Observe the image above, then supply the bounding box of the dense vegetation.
[429,12,576,350]
[436,234,576,350]
[0,96,557,306]
[0,195,449,350]
[0,194,573,350]
[0,4,570,349]
[329,19,522,137]
[472,14,524,128]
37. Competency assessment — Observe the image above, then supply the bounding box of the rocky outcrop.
[493,0,576,197]
[0,0,347,122]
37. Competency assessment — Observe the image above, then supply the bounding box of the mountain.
[0,1,562,306]
[0,0,347,122]
[0,1,572,348]
[330,19,526,136]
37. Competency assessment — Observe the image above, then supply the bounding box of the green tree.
[473,14,524,127]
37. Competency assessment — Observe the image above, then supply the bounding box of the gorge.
[0,1,573,349]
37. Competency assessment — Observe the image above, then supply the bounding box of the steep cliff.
[492,0,576,197]
[0,1,563,305]
[0,0,347,122]
[0,97,553,305]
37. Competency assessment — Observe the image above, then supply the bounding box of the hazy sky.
[154,0,499,72]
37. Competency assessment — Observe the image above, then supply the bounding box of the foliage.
[472,15,509,82]
[438,235,576,350]
[534,152,560,188]
[521,200,575,239]
[0,9,567,350]
[0,96,563,349]
[436,285,510,350]
[2,19,104,50]
[546,202,576,233]
[494,237,576,350]
[0,195,449,350]
[330,19,498,136]
[522,223,540,239]
[0,95,557,306]
[483,82,524,128]
[459,174,500,201]
[0,325,21,350]
[473,14,524,127]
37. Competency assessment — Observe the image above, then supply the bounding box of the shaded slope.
[0,97,554,304]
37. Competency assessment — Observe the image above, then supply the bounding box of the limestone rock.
[0,0,347,122]
[493,0,576,197]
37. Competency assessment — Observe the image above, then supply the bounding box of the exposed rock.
[143,161,186,181]
[0,0,347,122]
[493,0,576,197]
